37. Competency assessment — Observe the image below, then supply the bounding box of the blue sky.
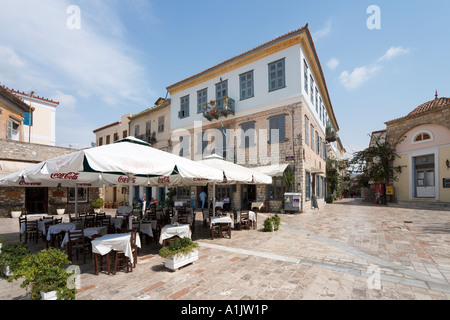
[1,0,449,157]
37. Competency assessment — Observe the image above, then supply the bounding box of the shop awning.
[251,164,289,177]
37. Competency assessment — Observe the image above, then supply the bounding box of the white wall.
[170,45,304,131]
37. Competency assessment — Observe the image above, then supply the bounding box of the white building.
[10,89,59,146]
[166,25,340,212]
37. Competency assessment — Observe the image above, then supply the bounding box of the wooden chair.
[23,219,39,244]
[54,217,63,224]
[66,230,91,264]
[44,220,56,248]
[114,230,137,273]
[92,234,113,275]
[69,215,82,223]
[100,217,113,234]
[239,211,251,230]
[96,212,106,221]
[19,217,26,242]
[211,222,221,240]
[219,223,232,239]
[84,215,97,228]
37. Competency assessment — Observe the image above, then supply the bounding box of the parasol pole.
[128,173,133,231]
[75,183,79,218]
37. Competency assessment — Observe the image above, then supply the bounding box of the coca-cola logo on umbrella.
[158,176,170,184]
[117,176,136,184]
[50,172,80,180]
[19,180,42,186]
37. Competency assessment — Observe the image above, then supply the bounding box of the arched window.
[412,131,433,144]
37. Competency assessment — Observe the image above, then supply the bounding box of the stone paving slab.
[1,198,450,301]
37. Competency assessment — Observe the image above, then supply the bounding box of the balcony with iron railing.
[202,97,235,121]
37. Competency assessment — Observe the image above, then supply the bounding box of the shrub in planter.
[263,214,281,232]
[159,237,199,259]
[0,241,30,278]
[90,198,104,212]
[159,237,199,271]
[8,248,76,300]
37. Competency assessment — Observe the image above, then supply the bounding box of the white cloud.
[339,65,381,90]
[378,46,410,62]
[327,57,340,70]
[0,0,154,107]
[312,20,332,41]
[51,91,77,111]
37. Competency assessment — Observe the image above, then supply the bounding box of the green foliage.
[159,237,199,259]
[350,135,400,185]
[326,159,341,196]
[8,248,76,300]
[0,241,30,278]
[90,198,104,209]
[163,188,176,207]
[283,170,294,192]
[263,215,281,232]
[326,195,334,204]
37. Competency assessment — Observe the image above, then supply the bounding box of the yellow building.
[385,93,450,203]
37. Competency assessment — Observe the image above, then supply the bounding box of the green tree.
[350,135,400,186]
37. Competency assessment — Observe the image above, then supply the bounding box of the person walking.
[199,190,207,209]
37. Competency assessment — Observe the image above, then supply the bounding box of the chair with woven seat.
[84,215,97,228]
[66,230,91,264]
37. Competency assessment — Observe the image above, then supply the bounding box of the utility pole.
[28,91,35,143]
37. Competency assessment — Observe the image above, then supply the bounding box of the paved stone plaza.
[1,198,450,301]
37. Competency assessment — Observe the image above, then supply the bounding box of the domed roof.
[408,91,450,117]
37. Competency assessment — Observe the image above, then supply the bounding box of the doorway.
[414,155,435,198]
[241,184,256,210]
[25,188,48,214]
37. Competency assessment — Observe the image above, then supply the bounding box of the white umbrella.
[1,141,224,224]
[198,154,272,216]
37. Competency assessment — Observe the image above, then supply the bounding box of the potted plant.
[56,204,65,215]
[8,248,76,300]
[90,198,104,213]
[0,241,30,278]
[210,100,216,106]
[159,237,199,271]
[10,207,22,219]
[263,214,281,232]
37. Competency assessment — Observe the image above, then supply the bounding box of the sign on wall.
[443,179,450,189]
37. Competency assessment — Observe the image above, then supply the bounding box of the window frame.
[197,88,208,114]
[240,70,254,100]
[268,58,286,92]
[179,95,190,119]
[269,114,286,144]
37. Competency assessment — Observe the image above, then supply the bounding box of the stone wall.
[0,140,101,218]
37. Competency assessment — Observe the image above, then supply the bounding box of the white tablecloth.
[61,226,108,247]
[236,211,257,223]
[174,201,187,207]
[159,224,191,245]
[20,220,49,234]
[210,216,234,229]
[215,201,224,208]
[138,223,154,238]
[46,223,77,241]
[110,217,125,230]
[91,233,141,264]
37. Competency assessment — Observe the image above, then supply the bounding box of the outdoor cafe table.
[60,226,108,248]
[138,222,154,238]
[159,224,191,245]
[210,216,234,229]
[46,222,79,241]
[91,233,141,265]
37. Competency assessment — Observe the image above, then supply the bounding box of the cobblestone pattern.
[1,198,450,300]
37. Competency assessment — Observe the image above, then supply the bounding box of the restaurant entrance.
[25,187,48,214]
[241,184,256,210]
